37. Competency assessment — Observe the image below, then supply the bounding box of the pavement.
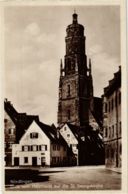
[5,165,121,191]
[106,167,121,174]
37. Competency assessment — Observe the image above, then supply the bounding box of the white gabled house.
[59,123,79,165]
[12,120,68,167]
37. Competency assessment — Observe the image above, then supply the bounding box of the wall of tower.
[58,74,80,126]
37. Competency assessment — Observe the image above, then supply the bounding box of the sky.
[4,5,120,125]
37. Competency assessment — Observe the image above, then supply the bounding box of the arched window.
[115,94,117,107]
[109,101,111,112]
[120,144,122,154]
[111,148,114,158]
[67,85,71,97]
[67,110,70,120]
[111,98,114,110]
[105,127,108,137]
[119,92,121,104]
[104,103,107,113]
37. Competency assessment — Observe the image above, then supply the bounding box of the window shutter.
[22,146,24,151]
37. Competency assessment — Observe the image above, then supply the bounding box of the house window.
[57,145,60,150]
[30,132,38,139]
[8,128,12,134]
[41,145,47,151]
[58,102,62,111]
[24,157,28,163]
[105,103,107,113]
[72,144,76,149]
[109,127,111,138]
[22,146,24,151]
[24,146,28,151]
[53,144,56,150]
[41,145,45,151]
[41,157,45,165]
[64,127,67,131]
[28,146,31,151]
[39,145,41,151]
[4,118,8,123]
[109,101,111,112]
[111,99,114,110]
[81,136,85,141]
[113,125,115,137]
[33,145,37,151]
[31,145,33,151]
[8,128,14,135]
[120,144,122,154]
[105,127,108,137]
[67,134,70,138]
[9,142,13,149]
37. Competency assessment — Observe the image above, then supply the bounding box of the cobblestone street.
[6,165,121,191]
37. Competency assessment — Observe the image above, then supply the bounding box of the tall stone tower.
[57,12,93,127]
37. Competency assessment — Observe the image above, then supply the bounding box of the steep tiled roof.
[59,122,104,152]
[4,99,39,142]
[104,66,121,96]
[36,120,68,146]
[66,123,80,140]
[4,99,68,146]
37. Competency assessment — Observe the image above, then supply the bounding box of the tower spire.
[72,11,78,24]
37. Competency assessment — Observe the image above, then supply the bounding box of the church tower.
[57,12,93,127]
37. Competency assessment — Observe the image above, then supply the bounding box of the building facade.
[103,66,121,168]
[4,99,39,166]
[59,123,79,165]
[12,121,68,167]
[57,12,104,166]
[4,111,16,166]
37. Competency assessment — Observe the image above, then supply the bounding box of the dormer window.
[30,132,38,139]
